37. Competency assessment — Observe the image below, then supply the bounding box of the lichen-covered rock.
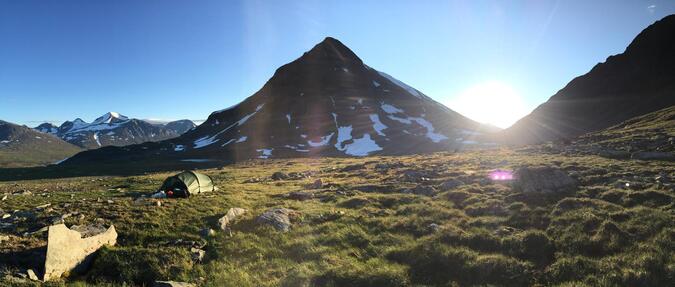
[513,166,576,194]
[43,224,117,281]
[256,208,297,232]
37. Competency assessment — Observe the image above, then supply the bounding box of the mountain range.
[35,112,195,149]
[2,15,674,168]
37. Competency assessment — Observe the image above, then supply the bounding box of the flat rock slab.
[43,224,117,281]
[154,281,196,287]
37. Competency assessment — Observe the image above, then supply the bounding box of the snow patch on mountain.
[377,71,423,99]
[369,114,387,136]
[343,134,382,156]
[257,148,273,159]
[308,133,334,147]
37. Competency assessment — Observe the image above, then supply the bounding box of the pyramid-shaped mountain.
[63,37,494,165]
[502,15,675,144]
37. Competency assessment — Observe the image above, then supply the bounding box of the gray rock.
[307,178,323,189]
[405,186,437,196]
[287,191,314,201]
[513,166,577,194]
[256,208,297,232]
[271,172,288,181]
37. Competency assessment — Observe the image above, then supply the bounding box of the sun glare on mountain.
[449,81,529,129]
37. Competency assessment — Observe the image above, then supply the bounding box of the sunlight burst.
[448,81,529,128]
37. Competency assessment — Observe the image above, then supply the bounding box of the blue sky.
[1,0,673,128]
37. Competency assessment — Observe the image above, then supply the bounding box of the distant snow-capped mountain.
[62,37,496,166]
[35,112,196,149]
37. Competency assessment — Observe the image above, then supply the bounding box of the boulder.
[513,167,576,194]
[43,224,117,281]
[307,179,323,189]
[217,207,247,231]
[405,185,437,196]
[256,208,297,232]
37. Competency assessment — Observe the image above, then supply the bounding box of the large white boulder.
[43,224,117,281]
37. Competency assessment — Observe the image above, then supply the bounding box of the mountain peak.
[302,36,363,65]
[92,112,129,125]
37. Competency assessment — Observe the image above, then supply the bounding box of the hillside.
[502,15,675,144]
[0,120,82,168]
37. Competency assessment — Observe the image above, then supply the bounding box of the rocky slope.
[502,15,675,144]
[36,113,195,149]
[62,37,496,165]
[0,120,81,167]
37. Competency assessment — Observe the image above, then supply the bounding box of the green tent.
[158,170,215,198]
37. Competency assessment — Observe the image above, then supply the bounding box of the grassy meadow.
[0,148,673,286]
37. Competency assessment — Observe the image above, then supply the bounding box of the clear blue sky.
[1,0,673,127]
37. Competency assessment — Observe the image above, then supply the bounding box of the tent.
[158,170,215,198]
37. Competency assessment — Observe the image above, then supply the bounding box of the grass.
[0,148,673,286]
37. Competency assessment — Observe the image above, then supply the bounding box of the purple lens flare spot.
[489,170,513,181]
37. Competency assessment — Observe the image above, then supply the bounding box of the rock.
[43,224,117,281]
[1,195,7,201]
[631,151,675,161]
[256,208,297,232]
[35,203,51,210]
[405,185,437,196]
[27,269,38,281]
[217,207,247,231]
[200,228,215,238]
[154,281,196,287]
[0,234,9,243]
[70,224,108,238]
[402,170,429,182]
[513,166,577,194]
[287,191,314,201]
[271,172,289,181]
[428,223,440,232]
[307,179,323,189]
[439,179,465,190]
[190,247,205,263]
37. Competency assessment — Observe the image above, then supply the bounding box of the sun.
[448,81,529,128]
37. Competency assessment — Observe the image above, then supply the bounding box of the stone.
[513,166,576,194]
[70,224,108,238]
[217,207,247,231]
[1,195,7,201]
[428,223,440,232]
[256,208,297,232]
[154,281,196,287]
[307,178,323,189]
[27,269,39,281]
[631,151,675,161]
[43,224,117,281]
[340,164,365,172]
[271,172,288,180]
[405,185,437,196]
[439,179,465,190]
[0,234,9,243]
[287,191,314,201]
